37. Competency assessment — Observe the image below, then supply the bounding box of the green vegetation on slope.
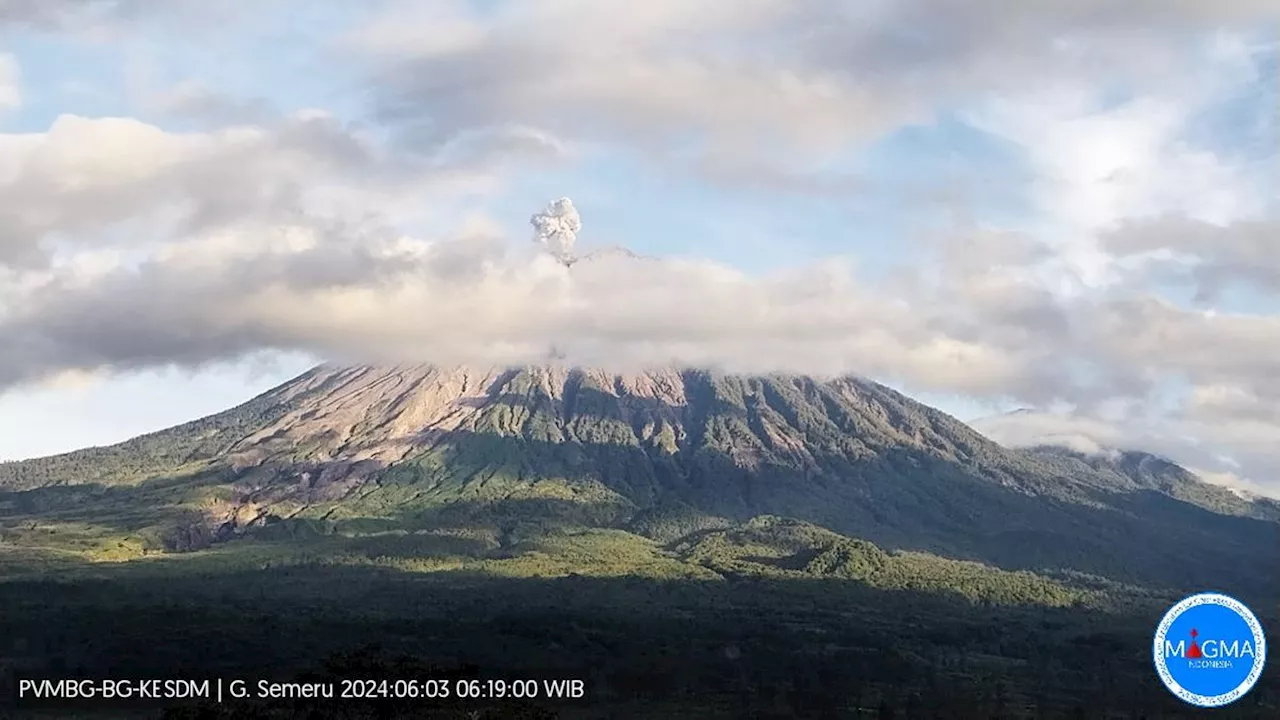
[0,532,1273,719]
[674,516,1087,608]
[0,388,295,490]
[3,365,1277,599]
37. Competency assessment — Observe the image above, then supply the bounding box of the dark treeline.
[2,561,1275,719]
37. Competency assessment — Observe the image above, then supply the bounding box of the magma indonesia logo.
[1153,592,1267,708]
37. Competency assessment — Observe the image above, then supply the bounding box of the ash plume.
[530,197,581,265]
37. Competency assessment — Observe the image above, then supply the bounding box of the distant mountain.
[970,409,1280,522]
[2,364,1276,598]
[1025,445,1280,520]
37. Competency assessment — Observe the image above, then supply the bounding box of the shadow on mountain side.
[1,558,1275,719]
[4,422,1277,598]
[430,377,1280,569]
[367,427,1280,600]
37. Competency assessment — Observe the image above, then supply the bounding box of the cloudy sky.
[0,1,1277,495]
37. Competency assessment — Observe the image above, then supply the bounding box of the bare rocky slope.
[2,364,1276,596]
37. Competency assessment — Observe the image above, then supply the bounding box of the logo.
[1153,592,1266,708]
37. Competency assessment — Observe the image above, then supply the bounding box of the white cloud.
[970,411,1125,457]
[146,80,274,126]
[0,0,266,33]
[349,0,1280,176]
[970,409,1280,499]
[1103,218,1280,301]
[0,53,20,110]
[0,112,502,267]
[964,37,1271,294]
[3,214,1277,410]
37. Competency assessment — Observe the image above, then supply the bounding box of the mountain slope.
[1020,444,1280,522]
[2,364,1276,597]
[968,408,1280,521]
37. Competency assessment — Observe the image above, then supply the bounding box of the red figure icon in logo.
[1187,629,1204,659]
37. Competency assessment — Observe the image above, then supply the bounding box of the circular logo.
[1153,592,1266,708]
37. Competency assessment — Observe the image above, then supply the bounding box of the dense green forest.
[2,520,1275,718]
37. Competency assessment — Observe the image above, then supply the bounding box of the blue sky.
[0,1,1277,496]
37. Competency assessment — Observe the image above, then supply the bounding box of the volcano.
[1,364,1276,596]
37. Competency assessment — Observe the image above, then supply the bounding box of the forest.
[1,524,1275,719]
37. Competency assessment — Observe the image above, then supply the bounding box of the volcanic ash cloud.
[530,197,581,265]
